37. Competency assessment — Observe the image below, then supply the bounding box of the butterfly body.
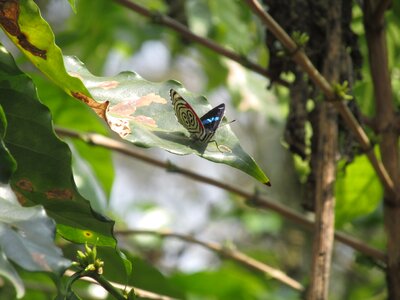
[170,89,225,144]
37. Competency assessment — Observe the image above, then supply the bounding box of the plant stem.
[90,273,126,300]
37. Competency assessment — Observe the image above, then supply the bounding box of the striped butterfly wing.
[199,104,225,144]
[170,89,205,139]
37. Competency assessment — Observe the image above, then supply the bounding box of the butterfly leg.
[208,140,232,153]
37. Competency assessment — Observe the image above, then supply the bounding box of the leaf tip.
[264,181,271,187]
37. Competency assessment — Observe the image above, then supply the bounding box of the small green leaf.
[64,56,270,185]
[332,81,353,101]
[291,31,310,47]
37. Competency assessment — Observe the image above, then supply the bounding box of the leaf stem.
[90,272,126,300]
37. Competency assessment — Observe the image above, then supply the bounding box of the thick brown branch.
[364,0,400,298]
[116,229,303,291]
[307,2,342,298]
[243,0,397,201]
[55,127,386,263]
[112,0,288,87]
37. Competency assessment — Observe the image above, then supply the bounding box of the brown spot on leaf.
[15,191,26,205]
[108,100,137,117]
[133,115,157,127]
[45,189,73,200]
[16,178,34,192]
[72,92,109,121]
[136,93,167,107]
[98,81,119,90]
[107,115,131,138]
[83,231,93,238]
[0,0,47,58]
[32,253,51,271]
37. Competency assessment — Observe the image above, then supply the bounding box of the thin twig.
[116,229,303,291]
[243,0,397,201]
[64,269,178,300]
[112,0,288,87]
[55,127,386,263]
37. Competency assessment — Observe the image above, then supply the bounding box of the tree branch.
[307,2,343,297]
[112,0,289,87]
[55,127,386,263]
[243,0,397,203]
[116,229,303,291]
[364,0,400,297]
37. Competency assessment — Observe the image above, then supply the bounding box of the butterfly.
[170,89,225,145]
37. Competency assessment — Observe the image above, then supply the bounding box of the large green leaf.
[65,56,270,185]
[335,153,383,227]
[0,0,88,96]
[0,44,115,246]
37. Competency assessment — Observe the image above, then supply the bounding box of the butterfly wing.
[199,104,225,143]
[200,104,225,131]
[170,89,205,139]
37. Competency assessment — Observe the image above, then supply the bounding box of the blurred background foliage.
[2,0,400,298]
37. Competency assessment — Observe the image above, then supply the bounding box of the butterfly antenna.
[220,119,235,129]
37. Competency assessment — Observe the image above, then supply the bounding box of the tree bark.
[364,0,400,298]
[308,1,341,299]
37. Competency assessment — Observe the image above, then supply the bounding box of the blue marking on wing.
[202,116,220,125]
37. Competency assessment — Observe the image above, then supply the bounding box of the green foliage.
[171,262,298,300]
[0,44,115,246]
[332,81,353,101]
[0,0,398,298]
[207,0,258,53]
[32,74,114,199]
[335,153,383,228]
[291,31,310,47]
